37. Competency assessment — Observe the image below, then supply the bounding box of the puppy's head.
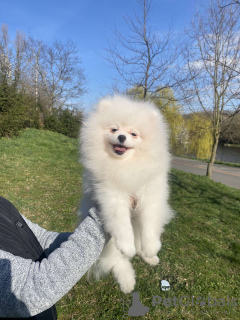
[104,124,141,159]
[81,95,168,163]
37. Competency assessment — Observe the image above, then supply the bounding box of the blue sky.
[0,0,199,109]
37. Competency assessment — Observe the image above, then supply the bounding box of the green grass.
[0,129,239,320]
[213,161,240,168]
[175,155,240,168]
[224,144,240,148]
[0,128,81,231]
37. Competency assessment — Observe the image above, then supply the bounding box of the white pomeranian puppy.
[78,95,173,293]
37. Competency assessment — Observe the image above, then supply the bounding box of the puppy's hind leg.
[94,238,136,293]
[112,256,136,294]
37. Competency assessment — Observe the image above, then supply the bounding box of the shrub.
[44,108,82,138]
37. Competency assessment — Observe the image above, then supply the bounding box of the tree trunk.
[206,133,219,179]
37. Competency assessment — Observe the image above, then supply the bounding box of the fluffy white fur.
[78,95,173,293]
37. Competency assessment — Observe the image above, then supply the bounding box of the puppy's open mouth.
[113,144,131,155]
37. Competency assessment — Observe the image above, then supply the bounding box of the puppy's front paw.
[120,275,136,294]
[142,239,161,258]
[141,255,160,266]
[115,239,136,258]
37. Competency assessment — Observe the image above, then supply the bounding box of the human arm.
[0,208,107,318]
[21,213,72,251]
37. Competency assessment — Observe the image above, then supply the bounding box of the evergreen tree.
[0,80,27,137]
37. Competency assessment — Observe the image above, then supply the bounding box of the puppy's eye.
[111,128,118,133]
[131,132,137,137]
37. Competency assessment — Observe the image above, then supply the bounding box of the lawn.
[0,129,239,319]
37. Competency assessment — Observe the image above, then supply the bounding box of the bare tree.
[0,24,12,84]
[106,0,185,100]
[24,37,44,103]
[0,26,29,92]
[220,0,240,10]
[25,38,86,113]
[41,40,86,111]
[13,31,28,89]
[182,0,240,178]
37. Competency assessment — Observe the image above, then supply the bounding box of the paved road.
[171,156,240,190]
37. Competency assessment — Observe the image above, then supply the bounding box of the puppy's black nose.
[118,135,126,143]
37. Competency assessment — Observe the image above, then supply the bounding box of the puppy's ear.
[149,109,160,122]
[96,98,112,113]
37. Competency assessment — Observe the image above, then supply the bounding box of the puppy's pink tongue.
[115,146,127,152]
